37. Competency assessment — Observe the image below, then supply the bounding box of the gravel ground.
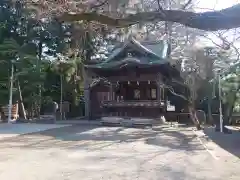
[0,125,239,180]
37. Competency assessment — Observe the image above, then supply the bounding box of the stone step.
[101,122,121,127]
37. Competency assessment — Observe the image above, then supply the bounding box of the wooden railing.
[1,103,19,121]
[101,100,165,108]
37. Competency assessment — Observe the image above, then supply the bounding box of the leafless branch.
[157,0,166,17]
[200,33,240,61]
[182,0,192,10]
[156,72,189,101]
[200,34,223,49]
[157,0,163,11]
[171,78,187,88]
[90,0,109,10]
[164,84,190,102]
[213,32,240,60]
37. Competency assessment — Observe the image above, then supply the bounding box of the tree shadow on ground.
[0,125,98,148]
[154,164,207,180]
[203,127,240,158]
[145,126,203,152]
[0,125,202,152]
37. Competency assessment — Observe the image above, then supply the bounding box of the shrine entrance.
[85,37,180,119]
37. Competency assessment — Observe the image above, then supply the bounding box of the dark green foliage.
[0,1,95,117]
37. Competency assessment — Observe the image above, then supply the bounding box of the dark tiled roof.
[85,37,169,69]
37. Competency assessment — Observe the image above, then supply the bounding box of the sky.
[194,0,240,71]
[193,0,240,48]
[195,0,239,12]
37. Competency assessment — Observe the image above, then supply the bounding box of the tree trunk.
[207,97,214,125]
[227,102,235,125]
[17,80,26,119]
[224,95,236,125]
[37,40,43,120]
[206,57,214,125]
[227,84,240,124]
[188,105,201,130]
[60,74,63,121]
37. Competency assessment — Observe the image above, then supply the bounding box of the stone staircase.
[100,116,165,128]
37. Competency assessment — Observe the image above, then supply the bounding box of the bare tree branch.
[182,0,192,10]
[171,78,187,87]
[157,0,163,11]
[59,4,240,31]
[164,84,190,102]
[157,72,189,102]
[157,0,166,17]
[201,32,240,61]
[214,32,240,60]
[90,0,109,11]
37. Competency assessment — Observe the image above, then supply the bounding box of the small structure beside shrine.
[84,37,182,119]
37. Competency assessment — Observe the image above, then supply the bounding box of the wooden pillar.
[113,90,115,101]
[156,77,165,117]
[110,84,113,101]
[158,87,161,102]
[156,80,161,102]
[162,87,165,101]
[163,87,168,112]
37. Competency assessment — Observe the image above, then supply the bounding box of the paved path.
[0,125,239,180]
[195,127,240,160]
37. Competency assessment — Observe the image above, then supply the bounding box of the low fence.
[212,114,240,125]
[165,110,206,124]
[166,112,240,125]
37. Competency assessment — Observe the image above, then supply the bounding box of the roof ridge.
[130,38,161,58]
[112,39,165,49]
[130,36,166,45]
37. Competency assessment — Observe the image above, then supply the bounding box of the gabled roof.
[85,37,169,70]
